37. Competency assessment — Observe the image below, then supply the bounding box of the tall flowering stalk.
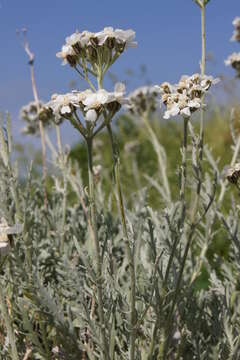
[45,26,137,359]
[160,72,218,356]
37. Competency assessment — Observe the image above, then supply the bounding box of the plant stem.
[86,137,109,360]
[30,64,47,209]
[106,124,137,360]
[0,286,19,360]
[163,117,188,357]
[190,1,206,223]
[142,113,171,205]
[199,1,206,160]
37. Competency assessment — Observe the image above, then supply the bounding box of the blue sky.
[0,0,239,146]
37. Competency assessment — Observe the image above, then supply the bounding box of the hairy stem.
[30,64,47,208]
[190,1,206,223]
[107,124,137,360]
[86,138,109,360]
[163,117,189,357]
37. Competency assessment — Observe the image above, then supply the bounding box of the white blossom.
[83,86,126,111]
[46,91,89,119]
[161,74,219,119]
[83,89,111,110]
[56,44,76,65]
[66,32,81,46]
[56,27,137,67]
[95,27,137,48]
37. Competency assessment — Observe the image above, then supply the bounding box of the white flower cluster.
[20,101,57,135]
[46,83,126,124]
[56,27,137,67]
[225,52,240,78]
[231,17,240,42]
[126,85,161,115]
[160,74,219,119]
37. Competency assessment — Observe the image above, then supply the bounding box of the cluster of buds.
[231,17,240,42]
[126,85,161,116]
[46,83,127,133]
[56,27,137,74]
[226,163,240,191]
[20,101,58,135]
[160,74,219,119]
[0,218,23,255]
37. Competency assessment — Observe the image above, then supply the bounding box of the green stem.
[0,286,19,360]
[106,124,137,360]
[86,138,109,360]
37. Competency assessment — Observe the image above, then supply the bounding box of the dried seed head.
[126,85,161,115]
[226,163,240,184]
[20,101,58,135]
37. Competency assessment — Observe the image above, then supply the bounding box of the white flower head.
[161,73,219,119]
[83,89,111,111]
[83,86,125,114]
[56,27,136,71]
[47,91,89,120]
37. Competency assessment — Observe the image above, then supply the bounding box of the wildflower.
[225,52,240,78]
[126,85,161,115]
[20,101,56,135]
[161,74,219,119]
[56,27,137,68]
[0,218,23,255]
[83,84,126,114]
[46,85,126,127]
[231,17,240,42]
[46,91,90,120]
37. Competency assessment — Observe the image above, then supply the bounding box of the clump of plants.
[2,1,240,359]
